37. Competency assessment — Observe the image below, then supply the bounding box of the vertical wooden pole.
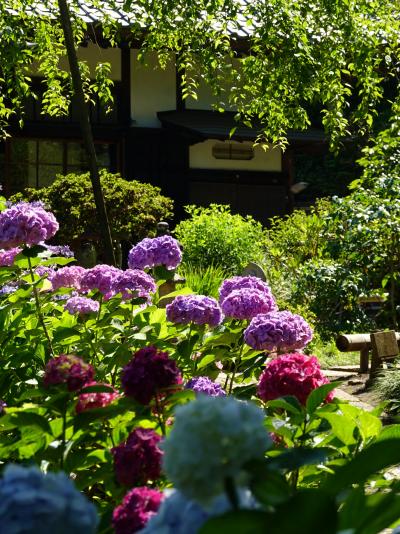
[57,0,115,265]
[359,347,369,373]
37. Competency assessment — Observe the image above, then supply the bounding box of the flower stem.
[224,477,239,510]
[154,393,166,437]
[27,256,55,357]
[228,342,244,394]
[60,404,67,470]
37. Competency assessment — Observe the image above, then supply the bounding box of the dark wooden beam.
[120,45,132,125]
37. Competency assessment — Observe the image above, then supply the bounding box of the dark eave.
[157,109,327,145]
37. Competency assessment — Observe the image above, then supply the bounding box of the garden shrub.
[293,260,372,339]
[1,200,400,533]
[10,170,174,245]
[174,204,266,275]
[178,263,228,299]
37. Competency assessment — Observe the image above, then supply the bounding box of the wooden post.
[370,330,399,379]
[359,346,369,373]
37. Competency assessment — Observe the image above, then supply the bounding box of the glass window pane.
[38,165,62,188]
[95,143,111,168]
[10,140,36,163]
[67,143,88,165]
[8,164,37,192]
[38,141,63,164]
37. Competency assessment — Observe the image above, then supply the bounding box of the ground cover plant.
[1,200,400,533]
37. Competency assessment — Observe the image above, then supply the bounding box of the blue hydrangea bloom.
[140,488,256,534]
[162,396,271,504]
[0,464,99,534]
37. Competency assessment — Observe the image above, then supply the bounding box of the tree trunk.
[57,0,115,266]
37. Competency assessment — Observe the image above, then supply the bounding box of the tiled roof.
[7,1,254,38]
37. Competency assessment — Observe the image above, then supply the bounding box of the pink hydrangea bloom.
[64,296,100,315]
[121,346,182,405]
[112,427,163,487]
[244,310,313,352]
[220,288,277,320]
[258,353,334,405]
[0,202,58,248]
[128,236,182,270]
[43,354,95,391]
[49,266,86,291]
[0,248,21,266]
[112,487,164,534]
[166,295,223,327]
[76,381,119,413]
[219,276,275,303]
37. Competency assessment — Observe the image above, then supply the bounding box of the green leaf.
[200,511,269,534]
[266,396,303,414]
[306,382,340,414]
[324,439,400,495]
[197,353,216,369]
[319,413,357,445]
[267,447,331,472]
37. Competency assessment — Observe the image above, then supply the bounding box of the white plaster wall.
[30,44,121,80]
[189,140,282,172]
[131,50,176,127]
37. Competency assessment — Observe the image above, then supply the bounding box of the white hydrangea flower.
[162,396,271,504]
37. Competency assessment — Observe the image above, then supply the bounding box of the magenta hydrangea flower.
[128,236,182,270]
[219,276,275,304]
[64,296,100,315]
[0,202,58,249]
[43,354,95,391]
[0,248,21,266]
[80,264,121,297]
[121,346,182,405]
[49,266,86,291]
[76,381,119,414]
[185,376,226,397]
[166,295,223,327]
[112,269,156,301]
[221,288,277,320]
[112,487,164,534]
[244,310,313,352]
[112,427,163,487]
[258,353,333,405]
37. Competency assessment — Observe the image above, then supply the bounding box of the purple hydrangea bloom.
[244,310,313,352]
[0,247,21,266]
[45,244,74,258]
[64,296,100,315]
[112,269,156,301]
[0,281,20,296]
[185,377,226,397]
[49,266,86,291]
[80,264,121,298]
[221,288,277,320]
[121,346,182,405]
[35,265,56,278]
[128,236,182,270]
[112,427,163,487]
[0,202,58,249]
[0,399,6,414]
[112,487,164,534]
[166,295,223,327]
[219,276,275,304]
[43,354,95,391]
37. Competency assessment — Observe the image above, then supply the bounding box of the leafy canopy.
[0,1,399,147]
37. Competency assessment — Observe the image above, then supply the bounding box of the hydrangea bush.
[0,201,399,534]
